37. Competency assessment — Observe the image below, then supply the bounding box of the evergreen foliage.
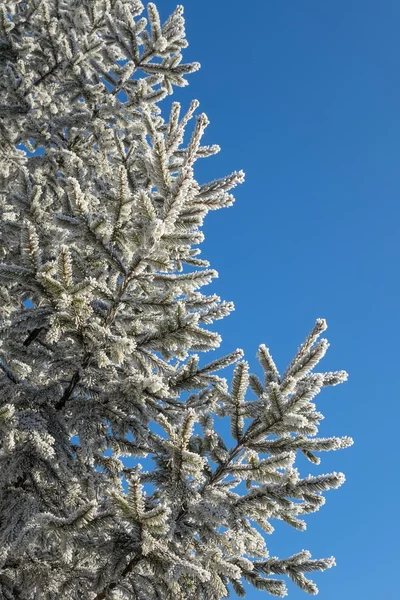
[0,1,353,598]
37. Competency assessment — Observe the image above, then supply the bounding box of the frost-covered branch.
[0,2,352,599]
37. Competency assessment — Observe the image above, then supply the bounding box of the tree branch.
[54,272,134,412]
[92,554,143,600]
[23,326,44,347]
[54,352,91,411]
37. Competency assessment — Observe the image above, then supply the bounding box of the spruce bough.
[0,2,352,598]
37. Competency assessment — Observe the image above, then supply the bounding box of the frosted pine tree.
[0,2,353,599]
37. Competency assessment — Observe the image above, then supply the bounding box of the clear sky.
[155,1,399,599]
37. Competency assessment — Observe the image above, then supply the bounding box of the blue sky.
[154,1,399,599]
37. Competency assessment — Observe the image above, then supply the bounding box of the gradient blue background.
[154,1,399,598]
